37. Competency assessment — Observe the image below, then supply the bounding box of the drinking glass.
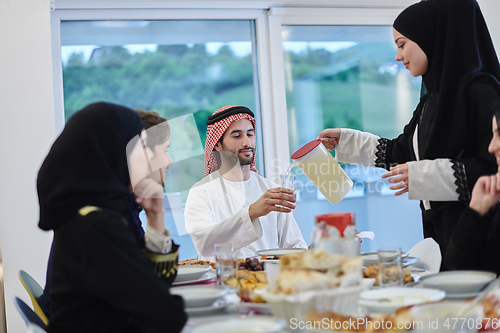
[280,173,297,211]
[377,246,403,288]
[214,243,236,287]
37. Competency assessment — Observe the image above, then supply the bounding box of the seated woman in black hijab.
[37,109,176,321]
[445,108,500,274]
[37,102,187,333]
[317,0,500,268]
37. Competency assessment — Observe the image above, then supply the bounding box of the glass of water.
[214,243,236,287]
[377,246,404,288]
[280,173,297,211]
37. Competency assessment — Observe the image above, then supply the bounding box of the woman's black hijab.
[37,102,143,231]
[393,0,500,160]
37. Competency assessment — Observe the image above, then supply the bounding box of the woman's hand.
[317,128,341,151]
[135,178,165,232]
[469,173,500,216]
[381,163,409,196]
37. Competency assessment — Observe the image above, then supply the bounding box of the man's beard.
[220,146,255,167]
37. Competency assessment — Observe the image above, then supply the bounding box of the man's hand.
[134,178,165,232]
[317,128,341,151]
[248,187,296,221]
[469,173,500,216]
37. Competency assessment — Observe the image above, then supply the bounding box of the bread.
[270,249,364,295]
[178,259,216,269]
[274,269,329,294]
[280,248,345,271]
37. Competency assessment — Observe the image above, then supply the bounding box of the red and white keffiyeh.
[204,105,258,176]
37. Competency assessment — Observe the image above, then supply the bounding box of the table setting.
[176,236,500,333]
[175,211,499,333]
[175,140,500,332]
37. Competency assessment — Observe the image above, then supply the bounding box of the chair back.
[14,297,47,332]
[18,271,48,324]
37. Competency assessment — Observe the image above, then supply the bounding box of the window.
[59,18,264,259]
[54,8,425,257]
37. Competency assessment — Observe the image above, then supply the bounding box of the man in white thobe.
[185,105,307,261]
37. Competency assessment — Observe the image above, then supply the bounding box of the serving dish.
[256,248,307,256]
[170,285,228,307]
[419,271,496,295]
[174,265,212,283]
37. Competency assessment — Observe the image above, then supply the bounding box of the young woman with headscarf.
[37,102,186,333]
[317,0,500,269]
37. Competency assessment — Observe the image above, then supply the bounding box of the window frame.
[50,5,412,180]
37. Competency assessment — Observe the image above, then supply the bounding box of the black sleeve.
[81,213,187,333]
[143,243,179,287]
[445,206,499,272]
[452,81,499,201]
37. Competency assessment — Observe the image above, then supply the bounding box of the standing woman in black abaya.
[317,0,500,269]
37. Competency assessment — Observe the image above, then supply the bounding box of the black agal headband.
[206,106,255,125]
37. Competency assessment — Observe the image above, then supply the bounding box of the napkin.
[357,231,375,240]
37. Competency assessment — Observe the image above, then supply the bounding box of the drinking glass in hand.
[214,243,236,287]
[377,247,404,288]
[279,173,297,211]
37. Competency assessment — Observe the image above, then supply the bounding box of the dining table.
[176,266,438,333]
[175,248,499,333]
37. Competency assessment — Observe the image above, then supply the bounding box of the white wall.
[0,1,56,332]
[1,0,500,332]
[478,0,500,52]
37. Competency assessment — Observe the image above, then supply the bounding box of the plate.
[238,301,272,315]
[185,299,230,315]
[444,291,481,299]
[362,252,419,267]
[170,285,229,307]
[256,248,307,256]
[359,287,445,314]
[260,259,280,264]
[174,265,212,283]
[411,300,483,331]
[172,271,215,287]
[362,251,409,260]
[419,270,496,294]
[402,256,420,267]
[191,316,286,333]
